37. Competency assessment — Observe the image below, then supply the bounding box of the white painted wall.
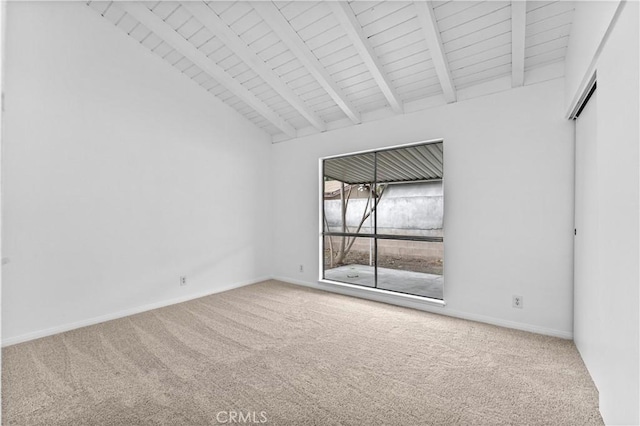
[564,1,621,113]
[272,79,575,338]
[571,2,639,424]
[0,0,5,421]
[1,2,272,344]
[2,4,637,423]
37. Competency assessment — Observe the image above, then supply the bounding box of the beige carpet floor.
[3,280,602,425]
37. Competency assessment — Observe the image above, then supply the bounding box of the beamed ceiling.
[88,1,575,142]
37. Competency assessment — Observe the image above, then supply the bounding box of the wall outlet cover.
[513,295,523,309]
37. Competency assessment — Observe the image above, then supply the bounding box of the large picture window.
[321,141,444,300]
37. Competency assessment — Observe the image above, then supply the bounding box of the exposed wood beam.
[252,1,361,124]
[415,1,456,103]
[120,2,296,138]
[511,0,527,87]
[183,1,326,132]
[328,1,403,114]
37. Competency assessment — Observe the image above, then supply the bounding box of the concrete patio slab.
[324,265,443,299]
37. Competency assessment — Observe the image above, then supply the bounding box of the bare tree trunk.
[344,187,372,256]
[334,183,387,266]
[343,184,387,255]
[336,182,351,265]
[323,214,334,268]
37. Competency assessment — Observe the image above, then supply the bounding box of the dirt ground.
[324,250,443,275]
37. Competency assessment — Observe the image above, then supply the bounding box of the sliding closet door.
[573,90,602,382]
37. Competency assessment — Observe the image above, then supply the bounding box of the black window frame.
[320,139,444,300]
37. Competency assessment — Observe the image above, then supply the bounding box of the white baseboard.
[4,275,572,346]
[2,276,270,347]
[275,276,573,340]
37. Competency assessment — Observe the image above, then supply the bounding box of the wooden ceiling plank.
[299,87,329,101]
[455,63,511,88]
[511,0,527,87]
[415,1,456,103]
[447,32,511,62]
[313,35,352,62]
[289,4,331,33]
[322,50,361,75]
[452,53,512,79]
[249,30,280,52]
[374,28,426,58]
[524,47,566,69]
[329,1,403,114]
[219,2,254,27]
[252,1,361,124]
[350,1,383,16]
[526,1,574,26]
[383,50,430,74]
[394,69,439,88]
[440,6,511,44]
[278,1,319,22]
[240,22,271,45]
[356,2,407,27]
[324,54,362,76]
[183,2,326,132]
[304,25,345,52]
[526,36,569,58]
[444,20,511,53]
[437,2,508,33]
[525,24,571,47]
[433,1,479,22]
[368,16,420,48]
[449,43,512,71]
[332,64,370,85]
[230,10,262,36]
[526,11,572,36]
[361,4,416,39]
[379,41,428,66]
[121,1,296,138]
[387,59,431,81]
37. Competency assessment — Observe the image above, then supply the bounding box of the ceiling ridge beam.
[120,2,297,138]
[251,1,361,125]
[328,2,403,115]
[415,1,457,103]
[511,0,527,87]
[182,1,326,133]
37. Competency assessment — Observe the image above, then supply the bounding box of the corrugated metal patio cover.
[324,142,443,184]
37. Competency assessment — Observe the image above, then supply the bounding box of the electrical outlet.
[180,276,187,286]
[513,295,523,309]
[299,264,304,273]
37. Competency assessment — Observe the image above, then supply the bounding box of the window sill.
[318,278,446,307]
